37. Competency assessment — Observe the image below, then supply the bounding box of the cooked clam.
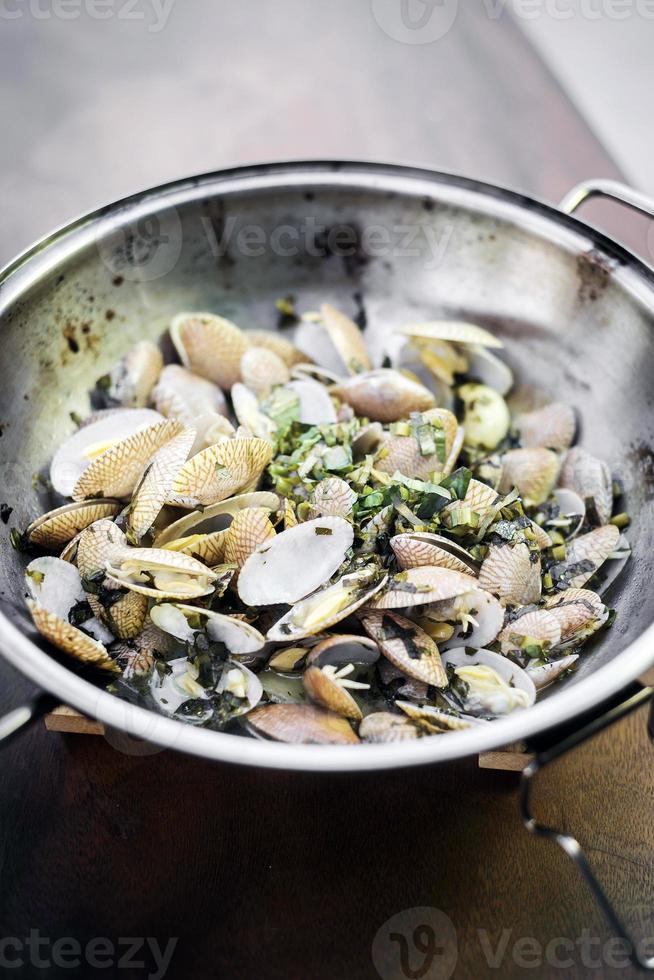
[370,566,476,610]
[553,524,620,589]
[526,655,579,690]
[247,329,308,368]
[150,603,265,655]
[168,436,273,508]
[478,542,542,606]
[331,369,435,423]
[559,446,614,525]
[27,601,118,673]
[171,312,250,390]
[499,448,560,507]
[497,609,562,656]
[106,547,219,600]
[267,566,388,641]
[103,340,163,408]
[308,477,357,520]
[73,419,185,502]
[442,648,536,716]
[515,402,576,451]
[76,520,149,639]
[423,588,504,650]
[240,346,290,397]
[390,533,477,575]
[26,499,121,549]
[238,517,354,607]
[153,364,228,423]
[360,610,447,687]
[246,703,359,744]
[127,426,195,542]
[398,320,503,349]
[359,712,420,743]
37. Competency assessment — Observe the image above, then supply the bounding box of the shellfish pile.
[15,306,630,746]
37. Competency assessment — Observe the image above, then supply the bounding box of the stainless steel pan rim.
[1,160,653,772]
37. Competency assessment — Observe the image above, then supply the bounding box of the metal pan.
[1,161,654,774]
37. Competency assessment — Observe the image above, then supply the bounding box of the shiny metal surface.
[1,160,653,771]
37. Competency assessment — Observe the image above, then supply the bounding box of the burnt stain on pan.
[628,442,654,501]
[576,249,621,303]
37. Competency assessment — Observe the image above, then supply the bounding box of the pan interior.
[1,164,653,729]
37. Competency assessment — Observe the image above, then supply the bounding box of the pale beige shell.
[331,369,435,423]
[127,427,195,542]
[266,569,388,641]
[499,448,560,507]
[168,437,273,508]
[478,542,542,606]
[303,666,363,721]
[370,566,477,610]
[416,339,468,386]
[106,340,164,408]
[390,534,476,576]
[153,491,280,547]
[359,712,420,743]
[247,330,309,367]
[559,446,613,525]
[376,408,459,480]
[441,478,501,525]
[161,530,229,565]
[528,520,553,551]
[240,346,290,397]
[320,303,371,374]
[153,364,228,423]
[72,419,184,502]
[498,609,562,653]
[106,548,219,600]
[544,588,606,640]
[398,320,503,349]
[397,702,476,733]
[360,610,447,687]
[246,704,359,744]
[26,499,121,549]
[561,524,620,588]
[76,521,149,639]
[308,478,357,520]
[223,508,276,573]
[283,498,298,530]
[515,402,576,451]
[27,600,118,673]
[171,312,250,390]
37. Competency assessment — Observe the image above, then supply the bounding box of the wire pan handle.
[521,683,654,970]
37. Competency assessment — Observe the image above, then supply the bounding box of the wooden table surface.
[2,3,654,978]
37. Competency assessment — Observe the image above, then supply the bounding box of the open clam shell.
[26,499,121,549]
[104,340,163,408]
[151,656,262,719]
[359,712,421,743]
[27,601,118,673]
[127,426,196,543]
[319,303,371,375]
[238,517,354,607]
[497,609,562,656]
[555,523,620,589]
[442,647,536,716]
[240,346,290,397]
[72,419,185,502]
[308,478,357,520]
[106,548,219,600]
[478,542,542,606]
[153,364,228,423]
[360,610,447,687]
[231,383,278,442]
[544,588,608,643]
[76,520,150,639]
[546,488,586,540]
[398,320,503,349]
[154,491,280,547]
[245,703,359,744]
[515,402,576,451]
[168,437,273,508]
[170,312,250,390]
[369,566,475,611]
[247,330,308,368]
[376,408,460,480]
[303,665,366,720]
[396,701,484,732]
[499,448,560,507]
[390,533,478,575]
[150,603,265,655]
[559,446,613,525]
[467,345,513,395]
[25,555,112,644]
[223,507,276,576]
[331,369,435,423]
[50,408,163,497]
[425,588,504,650]
[305,634,379,669]
[526,654,579,691]
[284,379,338,425]
[267,566,388,642]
